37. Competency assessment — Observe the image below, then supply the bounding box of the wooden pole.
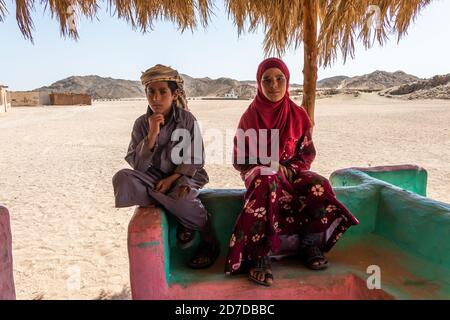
[301,0,318,126]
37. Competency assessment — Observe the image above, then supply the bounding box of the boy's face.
[145,81,177,116]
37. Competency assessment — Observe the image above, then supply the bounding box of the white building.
[224,89,238,99]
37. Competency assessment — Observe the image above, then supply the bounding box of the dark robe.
[112,103,210,231]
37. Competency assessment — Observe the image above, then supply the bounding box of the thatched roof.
[1,0,434,66]
[227,0,434,66]
[317,0,433,66]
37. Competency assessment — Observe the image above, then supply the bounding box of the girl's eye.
[276,77,285,82]
[159,89,167,95]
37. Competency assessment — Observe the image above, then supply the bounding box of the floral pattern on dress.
[326,204,337,213]
[229,234,236,247]
[311,184,325,196]
[253,207,266,218]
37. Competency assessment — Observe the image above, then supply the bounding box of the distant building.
[0,85,11,114]
[224,89,238,99]
[49,92,92,106]
[10,91,50,106]
[10,91,91,106]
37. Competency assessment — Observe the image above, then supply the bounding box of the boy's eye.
[146,88,169,96]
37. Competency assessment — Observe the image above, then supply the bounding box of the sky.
[0,0,449,91]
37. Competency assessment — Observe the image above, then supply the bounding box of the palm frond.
[3,0,435,65]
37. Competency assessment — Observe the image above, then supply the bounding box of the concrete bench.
[0,205,15,300]
[127,165,450,299]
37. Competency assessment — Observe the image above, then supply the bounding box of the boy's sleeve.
[174,117,205,178]
[125,117,157,172]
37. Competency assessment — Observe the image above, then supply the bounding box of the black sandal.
[249,256,273,287]
[187,241,220,269]
[176,223,195,249]
[302,246,329,270]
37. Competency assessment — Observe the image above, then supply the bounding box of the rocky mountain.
[34,75,260,100]
[33,74,305,100]
[180,74,257,99]
[340,71,419,91]
[34,75,145,100]
[380,74,450,100]
[318,71,419,91]
[317,76,350,89]
[35,70,446,100]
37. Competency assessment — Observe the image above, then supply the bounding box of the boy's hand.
[177,186,191,198]
[147,113,165,150]
[154,174,181,194]
[148,113,165,138]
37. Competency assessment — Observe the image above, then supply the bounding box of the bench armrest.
[0,205,15,300]
[127,206,170,299]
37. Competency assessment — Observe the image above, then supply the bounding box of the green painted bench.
[127,165,450,299]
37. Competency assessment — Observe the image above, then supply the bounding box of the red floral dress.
[225,127,360,275]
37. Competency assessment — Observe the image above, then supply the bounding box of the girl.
[225,58,359,286]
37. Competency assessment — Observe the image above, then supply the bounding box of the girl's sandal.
[249,256,273,286]
[303,246,329,270]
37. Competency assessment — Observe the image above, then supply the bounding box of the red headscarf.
[235,58,312,164]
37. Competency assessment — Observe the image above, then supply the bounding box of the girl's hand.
[279,164,294,183]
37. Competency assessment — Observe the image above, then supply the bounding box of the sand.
[0,93,449,299]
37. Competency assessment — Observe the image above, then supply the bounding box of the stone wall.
[49,93,92,105]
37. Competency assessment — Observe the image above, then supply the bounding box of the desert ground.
[0,93,449,299]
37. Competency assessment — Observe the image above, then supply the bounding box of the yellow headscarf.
[140,64,188,110]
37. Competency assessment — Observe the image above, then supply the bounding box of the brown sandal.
[187,241,220,269]
[176,223,195,249]
[302,246,329,270]
[249,256,273,286]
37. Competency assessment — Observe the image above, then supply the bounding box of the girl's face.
[260,67,287,103]
[145,81,177,116]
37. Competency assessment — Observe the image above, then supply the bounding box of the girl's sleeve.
[286,112,316,174]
